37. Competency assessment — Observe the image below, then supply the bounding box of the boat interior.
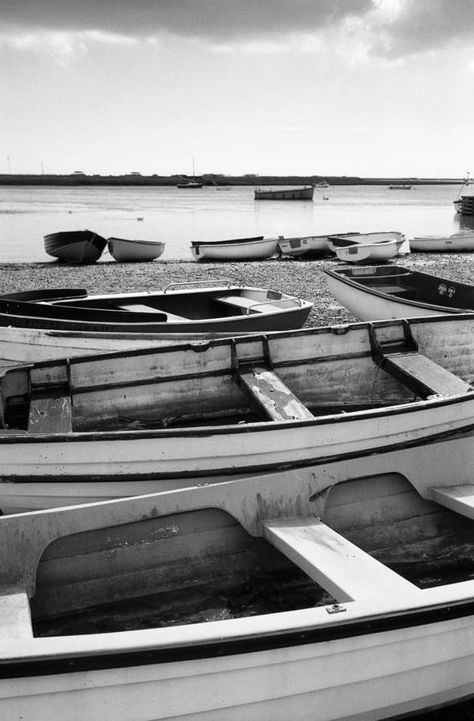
[1,318,472,433]
[330,265,474,308]
[1,471,473,639]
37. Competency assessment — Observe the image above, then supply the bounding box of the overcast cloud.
[1,0,474,59]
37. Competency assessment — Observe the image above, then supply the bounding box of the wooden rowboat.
[325,264,474,320]
[0,283,312,340]
[0,453,473,720]
[190,236,279,261]
[0,314,473,512]
[254,186,314,201]
[409,231,474,252]
[277,233,359,259]
[43,230,107,264]
[107,237,165,262]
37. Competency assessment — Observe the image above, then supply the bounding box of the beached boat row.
[44,230,166,264]
[0,310,474,719]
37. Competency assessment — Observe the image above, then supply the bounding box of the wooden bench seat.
[217,296,281,314]
[371,284,418,299]
[0,588,33,639]
[383,351,473,398]
[28,392,73,433]
[430,485,474,520]
[117,304,185,321]
[262,517,418,602]
[238,366,313,421]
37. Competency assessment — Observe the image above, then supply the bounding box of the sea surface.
[1,183,473,263]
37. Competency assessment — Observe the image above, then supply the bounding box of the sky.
[1,0,474,178]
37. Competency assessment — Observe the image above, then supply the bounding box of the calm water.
[1,183,473,263]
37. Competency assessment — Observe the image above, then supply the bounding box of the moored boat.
[0,314,473,511]
[43,230,107,264]
[190,236,279,261]
[254,186,314,201]
[409,231,474,252]
[107,238,166,262]
[325,264,474,320]
[0,283,312,345]
[0,453,473,720]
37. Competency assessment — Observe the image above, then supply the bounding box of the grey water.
[0,183,473,263]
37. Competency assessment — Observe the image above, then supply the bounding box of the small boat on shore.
[107,237,166,262]
[325,264,474,320]
[409,231,474,252]
[0,314,473,511]
[44,230,107,264]
[254,186,314,201]
[277,233,359,259]
[191,236,279,261]
[0,283,312,341]
[0,449,473,720]
[331,238,404,263]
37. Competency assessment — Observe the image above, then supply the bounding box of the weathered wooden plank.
[430,485,474,520]
[218,296,280,314]
[28,393,73,433]
[384,352,472,398]
[262,516,418,602]
[0,588,33,639]
[238,367,313,421]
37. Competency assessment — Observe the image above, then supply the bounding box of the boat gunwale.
[324,266,473,314]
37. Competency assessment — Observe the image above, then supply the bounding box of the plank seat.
[262,517,418,602]
[28,392,73,433]
[430,485,474,520]
[372,284,418,299]
[117,304,184,321]
[217,296,280,314]
[0,588,33,639]
[238,366,313,421]
[383,351,472,398]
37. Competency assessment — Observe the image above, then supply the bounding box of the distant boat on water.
[44,230,107,264]
[389,184,413,190]
[177,157,203,188]
[254,186,314,201]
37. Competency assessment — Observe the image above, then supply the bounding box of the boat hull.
[44,231,107,264]
[107,238,165,262]
[334,240,402,263]
[1,316,474,510]
[191,238,279,261]
[409,233,474,252]
[254,186,314,201]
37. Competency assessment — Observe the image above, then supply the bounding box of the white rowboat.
[191,236,279,261]
[0,315,473,512]
[107,238,165,262]
[409,231,474,252]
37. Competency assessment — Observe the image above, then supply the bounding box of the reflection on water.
[0,183,469,263]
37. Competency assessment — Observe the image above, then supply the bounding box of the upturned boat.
[325,265,474,320]
[0,314,473,512]
[409,231,474,252]
[107,238,166,262]
[254,186,314,201]
[0,283,312,341]
[190,236,279,261]
[0,453,473,720]
[43,230,107,264]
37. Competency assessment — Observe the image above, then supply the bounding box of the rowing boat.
[0,452,473,720]
[0,283,312,342]
[0,314,473,512]
[107,238,166,262]
[409,231,474,252]
[325,264,474,320]
[254,186,314,201]
[190,236,279,261]
[43,230,107,264]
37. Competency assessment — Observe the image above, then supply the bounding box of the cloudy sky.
[1,0,474,177]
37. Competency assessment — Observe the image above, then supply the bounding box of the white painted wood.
[262,516,418,602]
[430,485,474,519]
[0,588,33,639]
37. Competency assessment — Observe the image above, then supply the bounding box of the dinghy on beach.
[0,283,312,349]
[277,232,359,259]
[408,231,474,252]
[43,230,107,264]
[325,265,474,320]
[190,236,279,261]
[0,314,473,512]
[107,237,166,262]
[0,455,473,721]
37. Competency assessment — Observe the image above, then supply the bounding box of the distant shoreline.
[0,173,465,187]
